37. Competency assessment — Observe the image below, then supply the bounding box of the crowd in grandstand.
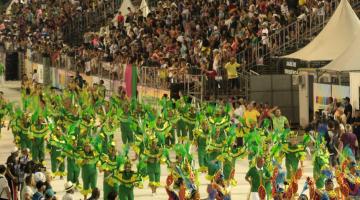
[0,0,356,199]
[0,0,331,90]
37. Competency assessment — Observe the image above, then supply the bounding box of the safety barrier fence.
[16,47,252,101]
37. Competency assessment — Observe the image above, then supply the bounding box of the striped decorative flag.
[124,63,137,98]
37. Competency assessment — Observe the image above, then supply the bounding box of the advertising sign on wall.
[313,83,332,112]
[313,83,350,113]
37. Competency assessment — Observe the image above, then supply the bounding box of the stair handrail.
[235,0,358,72]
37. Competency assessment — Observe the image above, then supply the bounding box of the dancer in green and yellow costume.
[193,119,209,173]
[154,116,172,147]
[176,98,188,143]
[119,105,135,144]
[313,136,330,189]
[11,111,32,149]
[64,136,81,187]
[163,109,178,147]
[115,160,143,200]
[48,125,66,177]
[282,132,307,180]
[206,127,226,180]
[30,117,48,163]
[219,126,247,185]
[78,141,99,199]
[144,138,163,195]
[0,92,9,134]
[98,142,122,200]
[182,106,196,141]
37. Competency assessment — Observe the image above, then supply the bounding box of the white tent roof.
[282,0,360,61]
[119,0,135,16]
[112,0,136,26]
[322,34,360,71]
[140,0,150,17]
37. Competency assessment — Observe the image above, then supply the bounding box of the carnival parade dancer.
[220,126,246,186]
[119,106,134,144]
[245,156,271,200]
[99,143,120,200]
[193,120,209,173]
[64,137,81,187]
[5,80,360,200]
[206,127,226,181]
[79,141,98,199]
[282,132,306,181]
[116,160,144,200]
[48,125,66,177]
[30,116,48,163]
[144,138,163,195]
[11,112,31,150]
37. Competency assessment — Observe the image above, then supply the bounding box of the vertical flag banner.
[124,64,137,98]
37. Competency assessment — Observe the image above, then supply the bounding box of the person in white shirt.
[0,165,11,200]
[20,174,35,200]
[62,182,74,200]
[233,98,246,120]
[32,70,38,84]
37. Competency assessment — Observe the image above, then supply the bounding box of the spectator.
[44,190,55,200]
[97,80,106,99]
[44,173,54,199]
[233,98,246,122]
[259,103,273,127]
[334,107,347,126]
[20,174,35,200]
[6,147,19,200]
[18,148,31,191]
[62,182,74,200]
[340,124,358,156]
[326,97,335,119]
[74,71,83,89]
[344,97,353,123]
[0,165,11,200]
[32,70,38,85]
[117,11,124,27]
[243,102,260,128]
[352,110,360,151]
[224,57,240,90]
[325,120,340,167]
[32,181,45,200]
[271,108,290,132]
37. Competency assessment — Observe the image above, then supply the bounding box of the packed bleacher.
[0,0,332,95]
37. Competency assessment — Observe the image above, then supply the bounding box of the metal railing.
[237,0,360,73]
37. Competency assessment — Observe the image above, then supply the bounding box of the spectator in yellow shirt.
[224,57,241,90]
[243,103,260,128]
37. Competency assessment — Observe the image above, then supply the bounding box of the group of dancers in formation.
[0,81,359,200]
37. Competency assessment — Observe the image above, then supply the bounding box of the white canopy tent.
[282,0,360,61]
[140,0,150,17]
[112,0,136,26]
[119,0,135,16]
[321,34,360,71]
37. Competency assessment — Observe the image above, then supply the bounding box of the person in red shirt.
[117,11,124,27]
